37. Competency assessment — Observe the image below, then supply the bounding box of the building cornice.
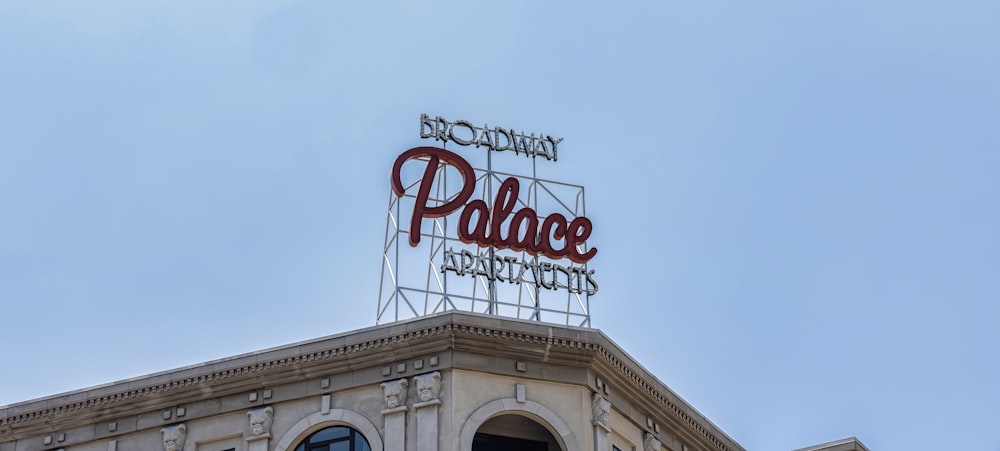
[591,343,742,451]
[1,318,456,435]
[1,312,742,451]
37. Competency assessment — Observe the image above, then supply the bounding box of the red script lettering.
[391,147,597,264]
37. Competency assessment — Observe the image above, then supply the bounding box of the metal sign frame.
[377,116,595,327]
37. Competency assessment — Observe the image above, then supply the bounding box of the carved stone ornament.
[591,392,611,427]
[412,371,441,402]
[161,423,187,451]
[643,432,662,451]
[247,406,274,437]
[380,378,409,409]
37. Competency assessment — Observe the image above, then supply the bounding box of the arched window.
[294,426,371,451]
[473,414,561,451]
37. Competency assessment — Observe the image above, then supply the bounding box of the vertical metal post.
[394,186,401,323]
[487,144,497,315]
[532,155,541,322]
[440,142,449,313]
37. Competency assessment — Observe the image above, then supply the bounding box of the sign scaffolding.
[377,115,596,327]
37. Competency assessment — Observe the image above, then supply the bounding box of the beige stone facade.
[0,312,864,451]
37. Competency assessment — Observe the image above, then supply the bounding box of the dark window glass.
[294,426,370,451]
[311,427,350,442]
[473,433,548,451]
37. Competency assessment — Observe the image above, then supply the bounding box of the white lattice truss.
[378,158,592,327]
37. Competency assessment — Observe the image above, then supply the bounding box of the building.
[0,312,867,451]
[2,116,870,451]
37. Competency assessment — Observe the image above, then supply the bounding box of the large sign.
[391,146,598,296]
[377,114,598,326]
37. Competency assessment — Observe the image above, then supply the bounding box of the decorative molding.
[380,405,407,416]
[0,323,458,428]
[644,432,662,451]
[160,423,187,451]
[380,379,408,409]
[597,345,733,451]
[272,409,383,451]
[321,395,331,415]
[592,393,611,429]
[451,324,599,350]
[247,406,274,438]
[413,399,441,409]
[412,372,441,403]
[458,397,580,451]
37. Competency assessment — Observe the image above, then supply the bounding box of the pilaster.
[381,406,407,451]
[414,399,441,451]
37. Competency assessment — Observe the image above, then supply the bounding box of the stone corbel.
[412,371,442,408]
[161,424,187,451]
[592,393,611,431]
[246,406,274,441]
[644,432,662,451]
[380,378,409,411]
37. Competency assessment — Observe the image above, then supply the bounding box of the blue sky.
[2,1,998,450]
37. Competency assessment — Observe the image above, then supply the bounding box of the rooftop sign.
[378,114,597,326]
